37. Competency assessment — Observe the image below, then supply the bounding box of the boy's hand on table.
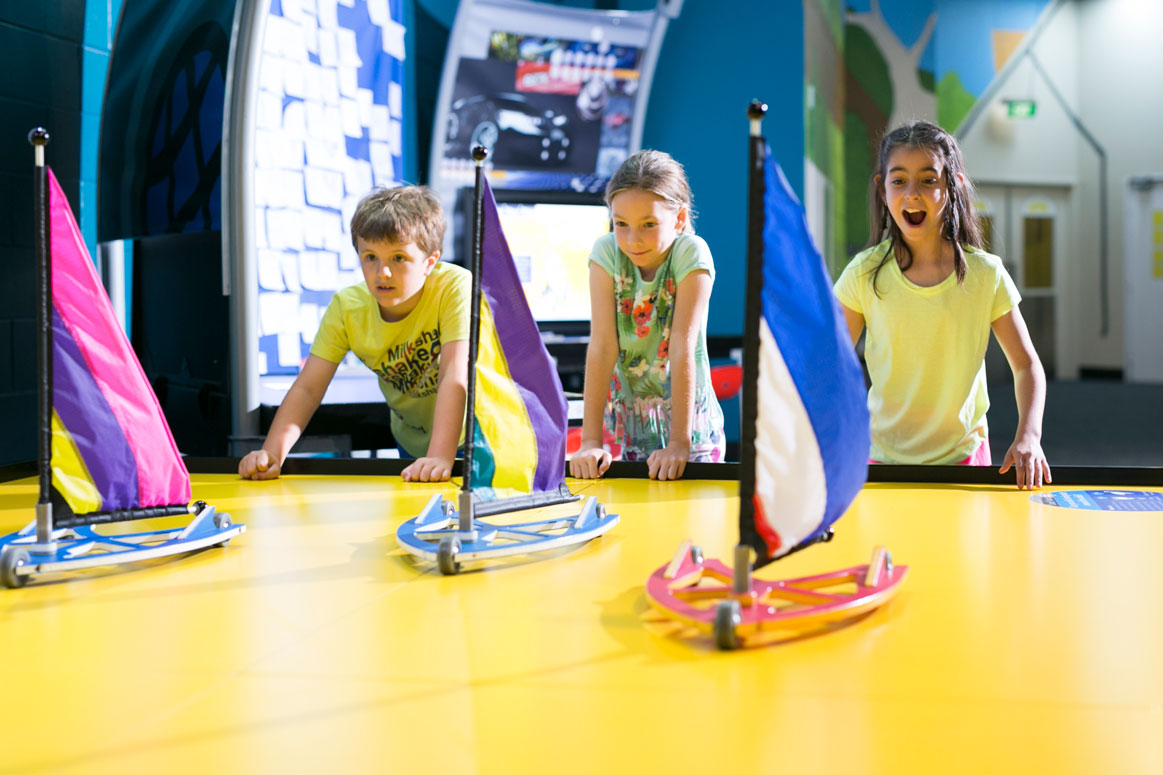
[402,456,453,482]
[239,450,282,480]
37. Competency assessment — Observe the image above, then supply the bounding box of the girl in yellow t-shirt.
[834,120,1051,489]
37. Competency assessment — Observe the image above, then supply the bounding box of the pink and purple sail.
[48,168,190,515]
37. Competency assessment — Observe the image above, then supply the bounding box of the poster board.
[429,0,670,261]
[248,0,407,406]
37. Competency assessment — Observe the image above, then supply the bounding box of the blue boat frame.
[0,502,244,587]
[396,493,619,574]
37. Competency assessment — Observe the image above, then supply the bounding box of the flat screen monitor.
[456,188,609,332]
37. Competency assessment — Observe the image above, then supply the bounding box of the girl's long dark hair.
[866,121,983,294]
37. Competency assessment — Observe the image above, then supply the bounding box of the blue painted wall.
[934,0,1048,96]
[81,0,124,259]
[641,1,803,336]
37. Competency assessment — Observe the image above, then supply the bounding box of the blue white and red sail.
[741,149,870,566]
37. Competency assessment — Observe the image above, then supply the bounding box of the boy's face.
[356,237,439,322]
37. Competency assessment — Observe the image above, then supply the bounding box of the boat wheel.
[0,547,30,589]
[213,512,233,546]
[713,599,742,650]
[437,536,461,576]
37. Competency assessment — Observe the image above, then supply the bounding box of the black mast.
[457,144,489,533]
[31,127,54,545]
[735,101,767,583]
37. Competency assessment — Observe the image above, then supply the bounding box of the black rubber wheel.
[1,548,30,589]
[884,550,894,575]
[690,545,704,565]
[437,536,461,576]
[713,600,742,650]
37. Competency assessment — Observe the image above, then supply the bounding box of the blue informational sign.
[1032,490,1163,511]
[254,0,406,381]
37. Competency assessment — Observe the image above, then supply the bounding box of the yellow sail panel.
[50,410,103,514]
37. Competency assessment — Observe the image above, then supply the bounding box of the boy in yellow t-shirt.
[239,186,473,483]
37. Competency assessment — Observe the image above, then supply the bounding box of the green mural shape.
[845,23,892,119]
[826,115,846,278]
[815,0,843,44]
[844,109,872,256]
[937,70,977,133]
[918,68,935,93]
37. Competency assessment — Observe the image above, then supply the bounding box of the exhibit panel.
[225,0,411,430]
[1124,176,1163,383]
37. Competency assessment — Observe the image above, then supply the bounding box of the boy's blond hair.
[350,186,445,256]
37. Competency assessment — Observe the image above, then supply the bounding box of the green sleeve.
[588,233,618,278]
[670,234,715,284]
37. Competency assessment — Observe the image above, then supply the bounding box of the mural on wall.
[804,0,847,278]
[841,0,1051,255]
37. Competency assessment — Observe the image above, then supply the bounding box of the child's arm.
[647,269,713,481]
[402,338,467,483]
[840,304,865,346]
[238,354,339,480]
[570,264,618,479]
[992,308,1052,489]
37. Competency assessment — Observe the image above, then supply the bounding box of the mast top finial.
[747,100,768,120]
[28,127,50,147]
[471,145,489,163]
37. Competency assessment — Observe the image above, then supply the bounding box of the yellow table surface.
[1,474,1162,773]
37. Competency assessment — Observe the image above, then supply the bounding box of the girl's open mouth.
[903,209,926,226]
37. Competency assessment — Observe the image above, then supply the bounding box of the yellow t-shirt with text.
[834,241,1020,464]
[310,261,470,457]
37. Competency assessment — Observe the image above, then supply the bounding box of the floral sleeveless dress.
[589,233,725,462]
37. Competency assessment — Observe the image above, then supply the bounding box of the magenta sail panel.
[48,168,190,511]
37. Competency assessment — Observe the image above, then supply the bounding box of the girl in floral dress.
[569,150,725,480]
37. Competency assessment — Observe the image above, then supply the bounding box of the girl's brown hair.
[605,149,695,234]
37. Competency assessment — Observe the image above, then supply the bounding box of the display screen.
[455,188,608,325]
[494,198,609,323]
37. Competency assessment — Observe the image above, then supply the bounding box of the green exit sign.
[1005,99,1037,119]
